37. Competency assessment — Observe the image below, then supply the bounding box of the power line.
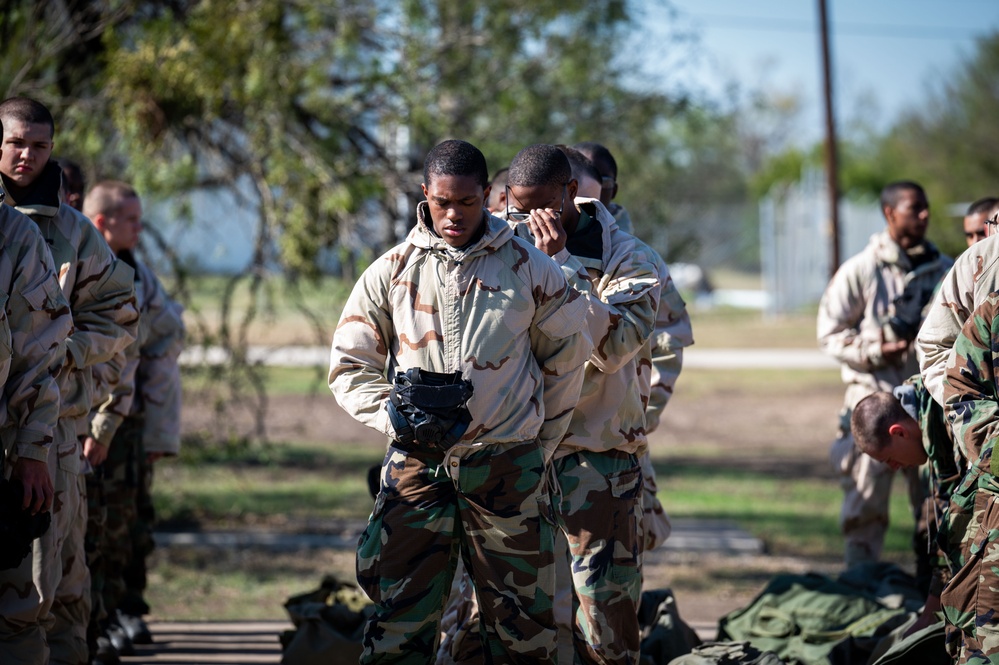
[690,13,990,39]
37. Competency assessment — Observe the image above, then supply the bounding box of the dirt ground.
[179,368,852,631]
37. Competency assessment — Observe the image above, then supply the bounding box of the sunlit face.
[884,189,929,250]
[964,212,988,247]
[421,174,489,248]
[576,173,602,200]
[100,196,143,253]
[0,119,54,188]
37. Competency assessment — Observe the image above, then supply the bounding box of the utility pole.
[818,0,841,275]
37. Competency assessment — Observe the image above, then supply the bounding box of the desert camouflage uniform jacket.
[0,200,73,464]
[645,250,694,434]
[818,230,952,410]
[90,253,185,455]
[525,198,661,458]
[918,234,999,407]
[330,203,591,459]
[6,163,139,457]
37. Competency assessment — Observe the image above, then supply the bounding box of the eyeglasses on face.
[506,185,566,222]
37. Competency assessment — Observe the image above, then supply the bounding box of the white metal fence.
[760,170,885,315]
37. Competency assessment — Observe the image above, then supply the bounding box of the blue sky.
[642,0,999,144]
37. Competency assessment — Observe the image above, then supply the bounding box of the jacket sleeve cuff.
[143,432,181,456]
[15,430,51,463]
[552,248,573,267]
[90,412,124,447]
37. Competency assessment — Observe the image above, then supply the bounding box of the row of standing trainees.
[821,182,999,663]
[329,138,693,665]
[0,96,185,665]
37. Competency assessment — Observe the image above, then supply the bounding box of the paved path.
[121,619,718,663]
[122,621,288,663]
[180,345,837,370]
[155,518,764,556]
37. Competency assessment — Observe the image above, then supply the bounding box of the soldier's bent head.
[851,392,927,470]
[421,140,491,249]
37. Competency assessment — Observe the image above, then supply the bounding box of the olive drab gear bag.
[666,641,785,665]
[279,574,374,665]
[639,588,703,664]
[717,571,910,665]
[867,618,949,665]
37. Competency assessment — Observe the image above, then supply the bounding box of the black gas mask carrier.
[387,368,474,451]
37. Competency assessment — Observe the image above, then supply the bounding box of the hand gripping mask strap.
[388,369,474,450]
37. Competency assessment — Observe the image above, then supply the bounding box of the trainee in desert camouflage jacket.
[330,202,591,459]
[602,203,694,433]
[817,230,952,410]
[0,202,73,463]
[523,198,661,458]
[6,162,139,450]
[90,254,185,456]
[918,234,999,408]
[645,250,694,434]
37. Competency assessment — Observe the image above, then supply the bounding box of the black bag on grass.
[640,588,703,664]
[279,574,374,665]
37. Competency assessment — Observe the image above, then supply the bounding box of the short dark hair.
[851,392,909,456]
[490,167,509,190]
[508,144,571,188]
[967,196,999,216]
[0,97,55,138]
[83,180,139,219]
[58,158,84,188]
[557,145,601,184]
[423,139,489,189]
[879,181,925,212]
[573,141,617,179]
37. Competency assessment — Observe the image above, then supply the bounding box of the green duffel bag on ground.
[279,574,374,665]
[866,619,948,665]
[667,641,785,664]
[717,572,910,665]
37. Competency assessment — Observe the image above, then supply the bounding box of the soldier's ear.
[91,213,107,233]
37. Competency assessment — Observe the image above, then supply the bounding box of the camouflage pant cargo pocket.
[357,441,556,665]
[941,491,999,664]
[555,450,643,665]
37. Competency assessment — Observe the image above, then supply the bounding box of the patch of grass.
[690,306,819,349]
[675,367,841,399]
[182,365,331,397]
[155,441,382,527]
[173,274,353,346]
[655,457,915,560]
[145,549,357,621]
